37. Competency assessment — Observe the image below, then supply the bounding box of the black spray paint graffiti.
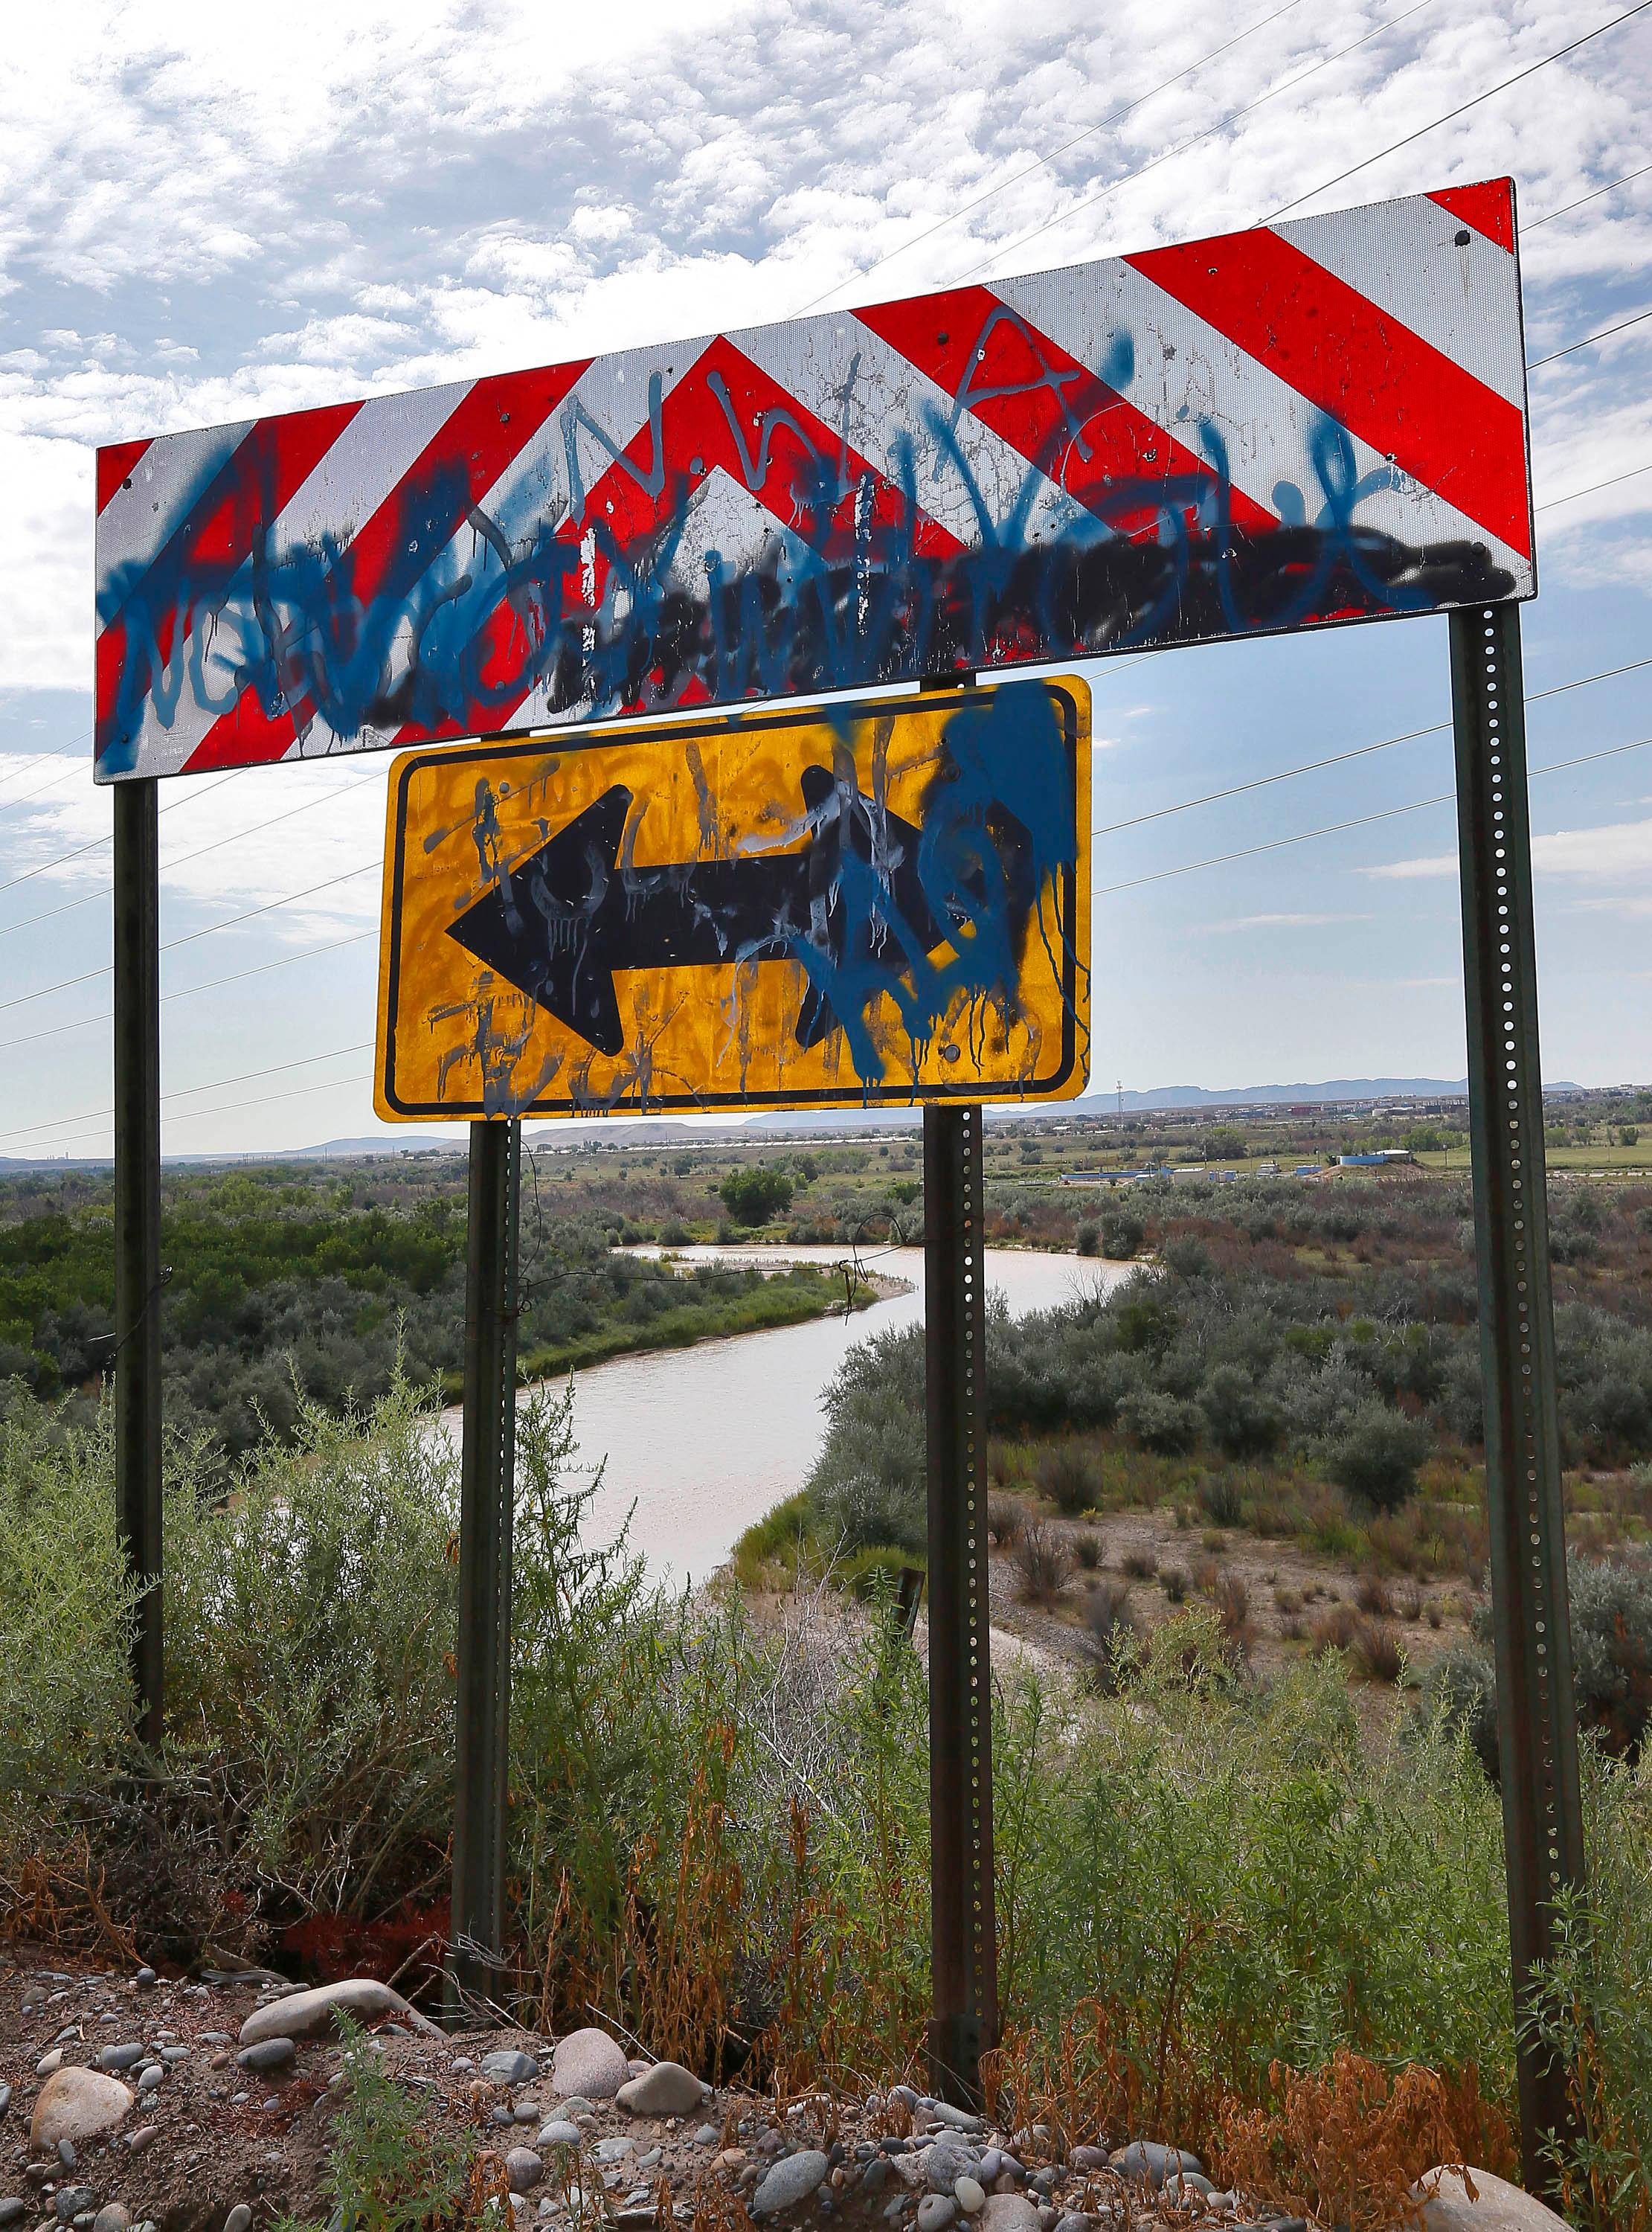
[96,304,1517,774]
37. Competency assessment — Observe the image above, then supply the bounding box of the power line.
[963,0,1437,286]
[1094,730,1652,894]
[1264,0,1652,220]
[1537,457,1652,510]
[39,1070,376,1156]
[1529,305,1652,368]
[1091,651,1652,836]
[0,767,246,901]
[794,0,1309,314]
[0,1042,376,1147]
[1523,158,1652,229]
[0,929,375,1055]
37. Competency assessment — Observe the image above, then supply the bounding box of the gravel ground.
[0,1953,1317,2232]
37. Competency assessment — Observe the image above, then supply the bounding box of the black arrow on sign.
[446,765,957,1056]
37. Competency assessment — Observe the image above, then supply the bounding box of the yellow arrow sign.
[373,677,1090,1120]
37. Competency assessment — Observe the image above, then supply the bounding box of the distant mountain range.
[2,1076,1596,1172]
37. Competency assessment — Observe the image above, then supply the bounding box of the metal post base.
[448,1117,521,2023]
[924,1102,997,2106]
[1450,603,1585,2198]
[113,777,164,1748]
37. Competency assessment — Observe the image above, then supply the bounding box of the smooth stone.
[34,2056,63,2079]
[238,1979,437,2048]
[0,2089,10,2118]
[928,2143,979,2195]
[1052,2216,1090,2232]
[224,2211,252,2232]
[550,2032,631,2103]
[56,2149,75,2173]
[506,2152,544,2194]
[752,2152,829,2216]
[1415,2167,1575,2231]
[916,2201,955,2232]
[1107,2143,1201,2190]
[975,2155,1003,2185]
[30,2072,133,2151]
[92,2210,131,2232]
[237,2039,295,2074]
[692,2126,720,2148]
[0,2207,23,2231]
[538,2124,581,2150]
[158,2049,188,2066]
[134,2073,161,2097]
[133,1971,155,1989]
[1162,2172,1213,2202]
[121,2133,156,2157]
[890,2087,919,2111]
[483,2052,540,2087]
[594,2139,634,2166]
[92,2048,144,2075]
[955,2181,986,2216]
[616,2063,704,2119]
[557,2098,595,2117]
[1067,2150,1108,2177]
[859,2161,894,2196]
[53,2195,94,2225]
[921,2105,983,2136]
[978,2200,1038,2232]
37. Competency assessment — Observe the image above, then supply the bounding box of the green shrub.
[1099,1210,1145,1259]
[1076,1222,1100,1257]
[1202,1365,1283,1458]
[1038,1442,1099,1514]
[719,1165,794,1225]
[1119,1388,1203,1455]
[1329,1405,1431,1511]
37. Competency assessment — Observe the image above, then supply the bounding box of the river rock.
[30,2071,133,2151]
[594,2138,633,2166]
[978,2199,1037,2232]
[1107,2142,1201,2189]
[928,2141,979,2195]
[752,2152,829,2216]
[224,2208,252,2232]
[550,2030,630,2101]
[616,2062,703,2117]
[238,1979,436,2047]
[92,2207,131,2232]
[240,2038,296,2074]
[481,2051,539,2087]
[0,2205,24,2230]
[1067,2149,1108,2175]
[922,2104,983,2135]
[53,2191,95,2224]
[955,2180,986,2216]
[34,2054,62,2079]
[916,2200,955,2232]
[92,2048,144,2075]
[537,2123,580,2149]
[1415,2167,1575,2231]
[0,2088,10,2119]
[1053,2216,1091,2232]
[505,2151,543,2193]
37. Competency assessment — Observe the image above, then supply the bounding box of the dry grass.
[989,1493,1026,1549]
[1217,2050,1498,2232]
[1354,1621,1405,1685]
[1015,1521,1076,1607]
[1356,1574,1395,1617]
[1122,1548,1158,1581]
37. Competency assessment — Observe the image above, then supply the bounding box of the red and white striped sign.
[94,178,1532,782]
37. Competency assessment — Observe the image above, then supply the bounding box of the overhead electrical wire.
[1524,159,1652,228]
[793,0,1310,313]
[1090,652,1652,836]
[0,1042,376,1149]
[0,929,376,1055]
[0,767,247,902]
[961,0,1438,285]
[1093,730,1652,894]
[36,1070,377,1156]
[1529,304,1652,367]
[1264,0,1652,219]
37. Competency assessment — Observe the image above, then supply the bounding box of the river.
[441,1245,1134,1582]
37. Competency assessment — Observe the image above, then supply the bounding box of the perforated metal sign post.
[97,174,1583,2177]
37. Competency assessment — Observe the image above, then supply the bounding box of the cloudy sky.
[3,0,1652,1158]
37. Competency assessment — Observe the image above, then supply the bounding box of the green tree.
[719,1164,795,1226]
[1206,1125,1247,1162]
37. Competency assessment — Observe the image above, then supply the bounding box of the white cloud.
[1215,911,1377,929]
[1368,817,1652,882]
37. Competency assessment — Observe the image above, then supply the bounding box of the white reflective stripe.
[1276,193,1525,409]
[95,419,254,626]
[274,377,476,552]
[550,340,710,532]
[997,262,1533,586]
[736,315,1084,553]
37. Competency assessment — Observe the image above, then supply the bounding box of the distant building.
[1336,1149,1415,1167]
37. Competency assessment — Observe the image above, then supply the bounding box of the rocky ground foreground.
[0,1958,1563,2232]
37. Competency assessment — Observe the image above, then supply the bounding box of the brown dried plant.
[1214,2050,1472,2232]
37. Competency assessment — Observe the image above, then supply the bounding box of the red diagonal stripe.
[1125,230,1532,559]
[97,440,150,513]
[397,337,969,742]
[1428,179,1515,254]
[182,363,589,771]
[855,284,1275,536]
